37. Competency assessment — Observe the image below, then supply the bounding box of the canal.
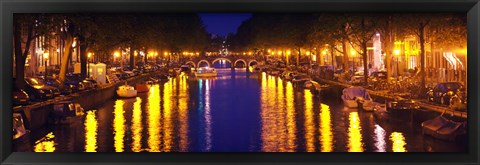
[16,69,466,152]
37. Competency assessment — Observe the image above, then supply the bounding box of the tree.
[344,14,380,85]
[13,14,54,88]
[400,13,466,93]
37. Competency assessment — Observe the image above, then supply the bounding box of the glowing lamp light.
[267,49,271,53]
[164,52,168,56]
[88,52,92,58]
[114,52,120,57]
[286,50,291,55]
[306,51,310,56]
[278,51,282,55]
[43,52,49,59]
[394,49,400,56]
[351,51,356,56]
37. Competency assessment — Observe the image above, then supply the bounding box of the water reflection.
[260,74,297,152]
[348,112,364,152]
[34,132,55,152]
[390,132,407,152]
[177,75,190,151]
[162,80,174,152]
[147,85,161,152]
[319,104,333,152]
[261,74,280,151]
[373,124,387,152]
[113,100,125,152]
[23,69,466,152]
[131,97,142,152]
[285,82,296,152]
[84,110,98,152]
[204,79,212,151]
[304,90,315,152]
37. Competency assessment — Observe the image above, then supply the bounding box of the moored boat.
[341,86,372,109]
[194,67,217,77]
[13,113,28,140]
[421,115,466,141]
[50,101,85,124]
[116,82,137,98]
[135,82,150,93]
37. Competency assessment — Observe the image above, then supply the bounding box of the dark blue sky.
[199,13,252,37]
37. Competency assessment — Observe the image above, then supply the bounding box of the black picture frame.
[1,0,478,164]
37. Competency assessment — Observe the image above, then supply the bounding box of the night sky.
[199,13,252,37]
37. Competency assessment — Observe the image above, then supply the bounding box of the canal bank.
[311,76,467,120]
[13,71,161,130]
[262,67,468,120]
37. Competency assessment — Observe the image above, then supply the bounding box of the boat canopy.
[343,86,371,100]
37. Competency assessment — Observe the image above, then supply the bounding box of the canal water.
[17,69,466,152]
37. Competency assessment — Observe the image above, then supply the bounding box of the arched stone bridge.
[183,55,260,69]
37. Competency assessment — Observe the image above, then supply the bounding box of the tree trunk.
[14,19,32,89]
[79,35,88,79]
[385,16,393,83]
[59,34,74,83]
[296,48,300,66]
[419,23,426,92]
[342,41,349,72]
[129,44,135,70]
[362,42,369,86]
[330,44,335,71]
[144,48,148,64]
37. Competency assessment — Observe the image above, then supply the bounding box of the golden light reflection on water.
[373,124,386,152]
[84,110,98,152]
[319,104,333,152]
[131,97,142,152]
[260,73,276,151]
[113,100,125,152]
[147,85,161,152]
[285,81,296,152]
[162,79,174,152]
[34,132,55,152]
[260,74,295,152]
[390,132,407,152]
[304,90,315,152]
[178,75,190,151]
[348,112,364,152]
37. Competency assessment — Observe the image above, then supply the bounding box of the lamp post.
[114,51,120,69]
[87,52,92,78]
[394,49,400,77]
[351,50,356,71]
[43,52,49,79]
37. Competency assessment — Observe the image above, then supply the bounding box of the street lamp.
[43,52,49,79]
[394,49,400,77]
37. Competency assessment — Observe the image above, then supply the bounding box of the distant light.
[376,33,380,36]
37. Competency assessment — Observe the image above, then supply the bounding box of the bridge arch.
[248,60,258,67]
[211,58,233,66]
[234,59,247,68]
[197,60,210,68]
[185,61,196,68]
